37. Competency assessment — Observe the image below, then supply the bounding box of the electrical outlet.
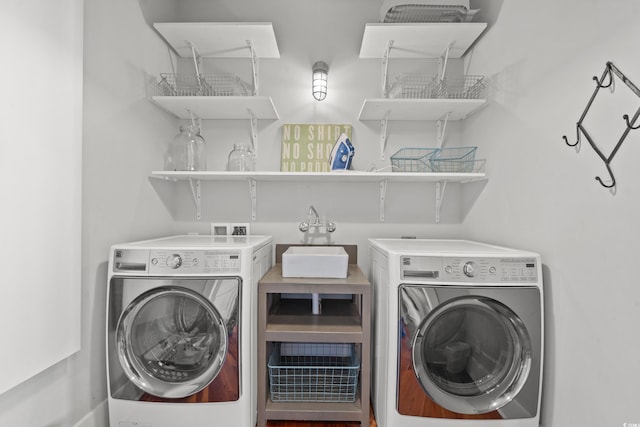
[230,223,250,236]
[210,223,231,236]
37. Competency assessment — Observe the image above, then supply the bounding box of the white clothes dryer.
[106,235,272,427]
[369,239,543,427]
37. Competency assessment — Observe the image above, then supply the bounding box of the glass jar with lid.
[164,124,207,171]
[226,144,255,171]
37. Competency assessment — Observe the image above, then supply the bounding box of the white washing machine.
[369,239,543,427]
[106,235,272,427]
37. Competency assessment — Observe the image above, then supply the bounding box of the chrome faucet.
[309,205,320,224]
[299,205,336,232]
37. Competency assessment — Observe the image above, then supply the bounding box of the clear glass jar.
[226,144,255,171]
[164,124,207,171]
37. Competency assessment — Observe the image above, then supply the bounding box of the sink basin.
[282,246,349,278]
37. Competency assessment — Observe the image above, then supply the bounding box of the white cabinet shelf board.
[358,98,487,121]
[359,23,487,59]
[154,22,280,58]
[151,96,279,120]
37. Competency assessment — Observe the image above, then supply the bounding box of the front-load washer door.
[398,285,541,419]
[116,285,230,399]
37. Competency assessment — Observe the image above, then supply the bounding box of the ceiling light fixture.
[312,61,329,101]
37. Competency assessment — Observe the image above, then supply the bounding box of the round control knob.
[444,265,453,274]
[166,254,183,269]
[463,261,477,277]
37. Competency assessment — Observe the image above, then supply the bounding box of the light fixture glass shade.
[312,61,329,101]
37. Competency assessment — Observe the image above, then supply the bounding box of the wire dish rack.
[391,147,485,173]
[151,73,252,97]
[387,74,486,100]
[268,343,360,403]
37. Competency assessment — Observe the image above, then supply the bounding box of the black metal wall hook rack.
[562,61,640,189]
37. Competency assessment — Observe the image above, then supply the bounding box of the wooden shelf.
[266,299,363,343]
[257,263,371,426]
[359,23,487,59]
[265,396,364,421]
[150,96,279,120]
[154,22,280,58]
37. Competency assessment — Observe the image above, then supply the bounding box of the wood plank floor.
[265,407,377,427]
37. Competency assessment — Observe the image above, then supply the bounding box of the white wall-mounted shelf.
[151,22,281,155]
[151,170,484,182]
[358,98,486,121]
[358,21,488,165]
[154,22,280,58]
[359,23,486,59]
[150,170,485,223]
[151,96,279,120]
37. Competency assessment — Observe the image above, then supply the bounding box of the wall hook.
[563,125,581,147]
[623,114,640,130]
[593,70,613,89]
[595,163,616,189]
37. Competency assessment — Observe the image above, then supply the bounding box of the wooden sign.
[280,124,352,172]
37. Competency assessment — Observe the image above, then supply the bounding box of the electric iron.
[329,133,354,170]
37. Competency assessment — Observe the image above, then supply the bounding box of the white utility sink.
[281,246,349,278]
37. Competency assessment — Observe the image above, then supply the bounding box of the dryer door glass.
[116,285,228,399]
[411,295,532,414]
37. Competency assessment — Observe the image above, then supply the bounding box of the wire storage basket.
[381,4,479,23]
[389,147,440,172]
[432,75,486,99]
[152,73,252,97]
[391,147,484,173]
[387,74,437,99]
[386,74,486,100]
[268,343,360,403]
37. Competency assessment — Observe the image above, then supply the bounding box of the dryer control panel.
[113,249,242,275]
[400,256,538,283]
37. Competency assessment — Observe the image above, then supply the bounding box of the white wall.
[462,1,640,426]
[0,0,83,423]
[5,1,637,426]
[0,0,176,426]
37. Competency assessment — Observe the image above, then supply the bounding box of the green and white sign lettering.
[280,124,352,172]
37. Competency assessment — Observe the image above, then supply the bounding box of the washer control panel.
[113,249,242,275]
[400,256,538,283]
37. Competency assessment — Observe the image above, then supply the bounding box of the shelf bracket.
[188,178,202,220]
[186,41,202,75]
[247,40,258,95]
[380,111,390,160]
[187,109,202,130]
[435,181,447,223]
[379,179,387,222]
[382,40,394,97]
[249,178,257,220]
[436,112,451,148]
[438,42,454,80]
[248,109,258,156]
[186,40,211,96]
